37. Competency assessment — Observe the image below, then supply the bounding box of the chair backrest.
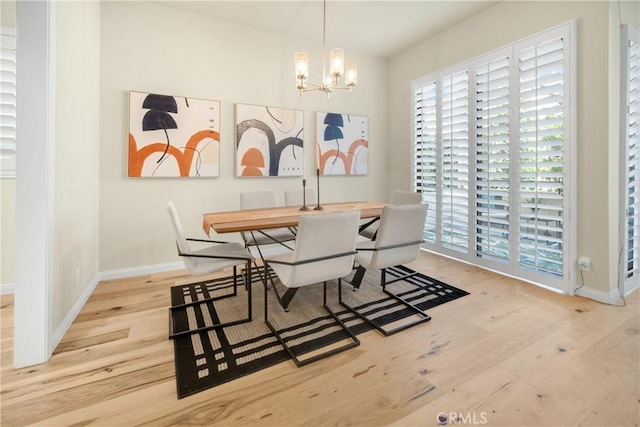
[287,210,361,287]
[370,203,429,268]
[284,188,317,206]
[167,201,196,272]
[390,190,422,205]
[240,190,279,210]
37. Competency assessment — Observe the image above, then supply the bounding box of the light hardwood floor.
[1,252,638,426]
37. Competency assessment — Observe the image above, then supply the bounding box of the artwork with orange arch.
[128,91,221,177]
[235,104,304,177]
[316,112,368,176]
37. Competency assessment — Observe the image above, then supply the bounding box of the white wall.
[1,179,15,289]
[99,1,389,272]
[13,0,100,368]
[52,0,101,333]
[389,1,612,295]
[0,0,15,28]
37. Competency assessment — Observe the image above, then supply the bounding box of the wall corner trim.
[1,283,15,295]
[50,274,100,354]
[574,286,622,305]
[99,261,185,282]
[48,261,185,355]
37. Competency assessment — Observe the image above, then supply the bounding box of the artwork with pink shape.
[316,112,368,176]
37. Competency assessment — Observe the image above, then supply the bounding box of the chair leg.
[169,263,254,339]
[246,260,252,322]
[381,268,419,288]
[233,265,238,296]
[337,268,431,337]
[263,266,269,322]
[265,279,360,367]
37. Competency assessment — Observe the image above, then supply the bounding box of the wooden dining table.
[203,201,386,236]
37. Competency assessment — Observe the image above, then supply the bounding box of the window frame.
[411,21,577,294]
[1,26,16,179]
[620,23,640,295]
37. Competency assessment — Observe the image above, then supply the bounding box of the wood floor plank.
[498,306,638,386]
[1,362,175,426]
[572,367,640,426]
[576,314,640,376]
[489,358,630,426]
[0,251,638,426]
[53,328,131,354]
[1,339,173,403]
[390,366,533,426]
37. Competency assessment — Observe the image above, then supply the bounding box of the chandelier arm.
[304,83,324,90]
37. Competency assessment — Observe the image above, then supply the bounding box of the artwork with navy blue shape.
[316,111,368,176]
[235,103,304,177]
[142,94,179,163]
[128,91,221,178]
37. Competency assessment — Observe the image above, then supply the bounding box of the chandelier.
[294,0,357,97]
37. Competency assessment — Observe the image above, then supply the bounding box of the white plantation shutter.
[623,25,640,287]
[413,80,438,244]
[517,37,565,277]
[475,56,510,264]
[0,31,16,178]
[440,71,469,253]
[412,22,573,292]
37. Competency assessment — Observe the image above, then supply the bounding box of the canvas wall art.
[316,112,368,176]
[128,91,220,177]
[235,104,304,177]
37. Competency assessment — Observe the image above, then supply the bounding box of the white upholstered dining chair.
[263,210,361,367]
[342,203,431,336]
[239,190,296,251]
[359,190,422,239]
[167,201,254,338]
[284,188,317,207]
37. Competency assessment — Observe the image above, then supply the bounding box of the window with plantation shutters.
[413,80,438,244]
[475,56,510,264]
[517,37,565,277]
[0,30,16,179]
[623,24,640,291]
[441,71,469,253]
[412,23,574,293]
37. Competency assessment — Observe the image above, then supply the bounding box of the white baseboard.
[50,273,100,355]
[0,261,186,296]
[1,282,15,295]
[575,286,622,305]
[48,261,186,354]
[99,261,185,282]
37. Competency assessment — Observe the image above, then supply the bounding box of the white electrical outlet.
[577,257,591,271]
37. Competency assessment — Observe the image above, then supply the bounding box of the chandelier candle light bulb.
[346,61,358,86]
[330,48,344,76]
[295,52,309,89]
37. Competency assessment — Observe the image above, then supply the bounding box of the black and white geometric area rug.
[169,265,469,399]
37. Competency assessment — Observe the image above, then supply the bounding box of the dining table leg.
[348,265,367,290]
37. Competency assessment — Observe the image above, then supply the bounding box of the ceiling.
[155,0,499,58]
